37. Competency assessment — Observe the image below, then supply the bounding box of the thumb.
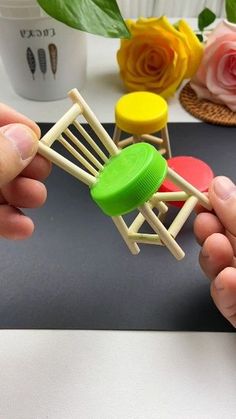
[209,176,236,236]
[0,123,39,187]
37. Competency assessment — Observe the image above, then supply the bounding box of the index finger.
[0,103,41,138]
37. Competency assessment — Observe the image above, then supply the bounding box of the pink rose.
[190,20,236,111]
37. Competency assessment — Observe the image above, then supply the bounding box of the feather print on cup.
[48,43,58,79]
[26,47,36,80]
[37,48,47,79]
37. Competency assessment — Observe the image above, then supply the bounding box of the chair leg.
[168,196,198,238]
[161,125,172,159]
[117,136,134,149]
[113,125,122,146]
[141,134,166,155]
[112,216,140,255]
[138,203,185,260]
[133,135,142,143]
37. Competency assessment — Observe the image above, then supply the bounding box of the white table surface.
[0,25,236,419]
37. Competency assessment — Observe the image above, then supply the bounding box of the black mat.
[0,122,235,332]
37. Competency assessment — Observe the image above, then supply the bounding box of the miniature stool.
[113,91,172,158]
[37,89,212,261]
[159,156,214,207]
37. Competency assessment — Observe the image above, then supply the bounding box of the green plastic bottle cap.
[90,143,167,216]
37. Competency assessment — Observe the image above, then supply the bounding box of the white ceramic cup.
[0,3,87,100]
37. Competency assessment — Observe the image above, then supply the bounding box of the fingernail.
[4,125,37,161]
[213,177,236,200]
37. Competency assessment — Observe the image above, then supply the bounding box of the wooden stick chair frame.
[113,124,172,158]
[38,89,212,261]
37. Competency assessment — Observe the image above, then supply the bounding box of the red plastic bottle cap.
[159,156,214,207]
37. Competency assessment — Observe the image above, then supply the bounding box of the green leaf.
[198,7,216,32]
[37,0,130,38]
[173,20,180,30]
[196,33,204,42]
[225,0,236,23]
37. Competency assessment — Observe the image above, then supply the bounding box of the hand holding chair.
[37,89,212,261]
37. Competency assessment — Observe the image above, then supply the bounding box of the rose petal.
[217,53,236,86]
[206,41,236,95]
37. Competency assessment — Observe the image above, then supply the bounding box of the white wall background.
[117,0,225,18]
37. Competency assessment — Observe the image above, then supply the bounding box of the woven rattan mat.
[179,82,236,126]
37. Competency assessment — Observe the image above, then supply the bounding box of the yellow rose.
[176,19,204,78]
[117,16,203,98]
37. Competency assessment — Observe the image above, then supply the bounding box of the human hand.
[0,103,51,240]
[194,176,236,327]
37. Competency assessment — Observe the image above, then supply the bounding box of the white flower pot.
[0,3,87,101]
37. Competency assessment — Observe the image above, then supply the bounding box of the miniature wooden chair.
[113,91,172,158]
[37,88,211,261]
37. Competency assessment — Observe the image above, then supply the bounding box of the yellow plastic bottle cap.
[115,91,168,135]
